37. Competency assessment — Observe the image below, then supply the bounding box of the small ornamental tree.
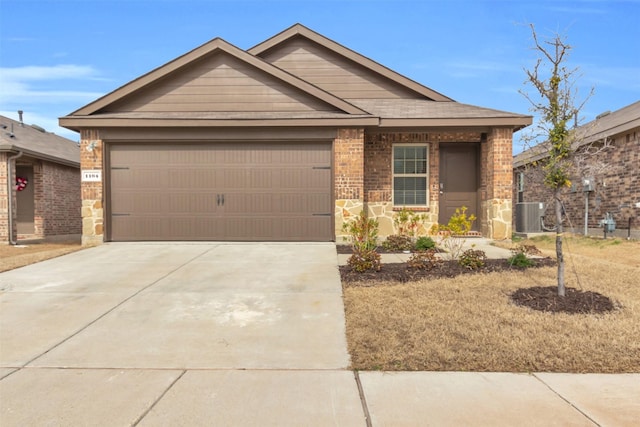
[519,24,593,296]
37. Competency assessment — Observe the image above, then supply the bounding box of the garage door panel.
[109,142,332,241]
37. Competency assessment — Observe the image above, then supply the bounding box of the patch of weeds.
[459,249,487,270]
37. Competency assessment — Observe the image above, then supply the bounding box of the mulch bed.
[510,286,617,314]
[339,251,617,315]
[339,258,557,284]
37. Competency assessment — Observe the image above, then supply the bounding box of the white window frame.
[392,143,429,207]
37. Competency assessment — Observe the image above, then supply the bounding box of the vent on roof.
[596,111,611,119]
[31,124,46,133]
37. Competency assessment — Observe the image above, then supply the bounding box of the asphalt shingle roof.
[0,115,79,167]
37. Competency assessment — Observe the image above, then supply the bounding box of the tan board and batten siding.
[258,38,424,100]
[109,142,333,241]
[105,52,342,113]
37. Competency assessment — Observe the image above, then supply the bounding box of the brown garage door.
[108,142,333,241]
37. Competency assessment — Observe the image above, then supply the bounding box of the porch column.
[483,127,513,239]
[80,130,104,246]
[334,128,365,242]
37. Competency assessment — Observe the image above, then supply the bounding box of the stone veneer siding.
[80,130,104,245]
[482,127,514,239]
[514,127,640,239]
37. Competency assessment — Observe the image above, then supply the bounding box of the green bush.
[459,249,487,270]
[415,236,436,251]
[508,251,535,268]
[382,235,414,252]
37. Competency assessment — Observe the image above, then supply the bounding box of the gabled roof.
[61,37,374,129]
[61,24,531,132]
[249,23,452,102]
[0,115,79,167]
[514,100,640,167]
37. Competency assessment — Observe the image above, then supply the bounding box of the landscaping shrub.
[382,235,414,252]
[508,250,535,268]
[342,211,379,252]
[348,249,382,273]
[393,207,428,237]
[459,249,487,270]
[407,249,441,270]
[415,236,436,251]
[430,206,477,261]
[343,211,381,272]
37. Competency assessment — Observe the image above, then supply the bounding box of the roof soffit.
[68,37,369,118]
[249,23,453,102]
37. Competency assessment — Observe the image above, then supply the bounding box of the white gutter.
[6,150,23,245]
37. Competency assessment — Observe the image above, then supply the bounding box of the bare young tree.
[519,24,594,296]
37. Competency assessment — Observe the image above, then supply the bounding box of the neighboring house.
[60,24,531,245]
[0,114,81,244]
[513,100,640,239]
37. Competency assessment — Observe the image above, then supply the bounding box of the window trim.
[392,143,429,207]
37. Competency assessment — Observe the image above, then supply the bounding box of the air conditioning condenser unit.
[515,202,545,233]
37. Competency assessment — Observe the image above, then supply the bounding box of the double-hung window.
[393,144,428,206]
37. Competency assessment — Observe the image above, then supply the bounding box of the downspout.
[6,151,23,245]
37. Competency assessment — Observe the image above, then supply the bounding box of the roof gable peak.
[249,24,453,102]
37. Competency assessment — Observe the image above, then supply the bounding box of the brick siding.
[514,128,640,237]
[1,154,80,243]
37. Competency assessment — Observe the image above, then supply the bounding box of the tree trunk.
[555,190,565,296]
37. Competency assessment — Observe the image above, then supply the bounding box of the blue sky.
[1,0,639,153]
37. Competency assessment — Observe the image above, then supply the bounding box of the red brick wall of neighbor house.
[35,161,81,237]
[513,129,640,236]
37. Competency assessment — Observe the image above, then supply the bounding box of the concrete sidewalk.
[1,242,638,426]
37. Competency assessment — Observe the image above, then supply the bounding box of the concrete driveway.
[1,243,365,425]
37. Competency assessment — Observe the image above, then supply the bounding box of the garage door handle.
[312,166,331,170]
[221,194,225,206]
[216,194,225,206]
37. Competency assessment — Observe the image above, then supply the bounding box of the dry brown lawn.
[343,235,640,372]
[0,241,83,273]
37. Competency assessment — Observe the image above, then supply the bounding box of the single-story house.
[1,114,81,244]
[60,23,531,245]
[513,100,640,239]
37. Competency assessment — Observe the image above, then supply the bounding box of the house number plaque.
[82,170,102,182]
